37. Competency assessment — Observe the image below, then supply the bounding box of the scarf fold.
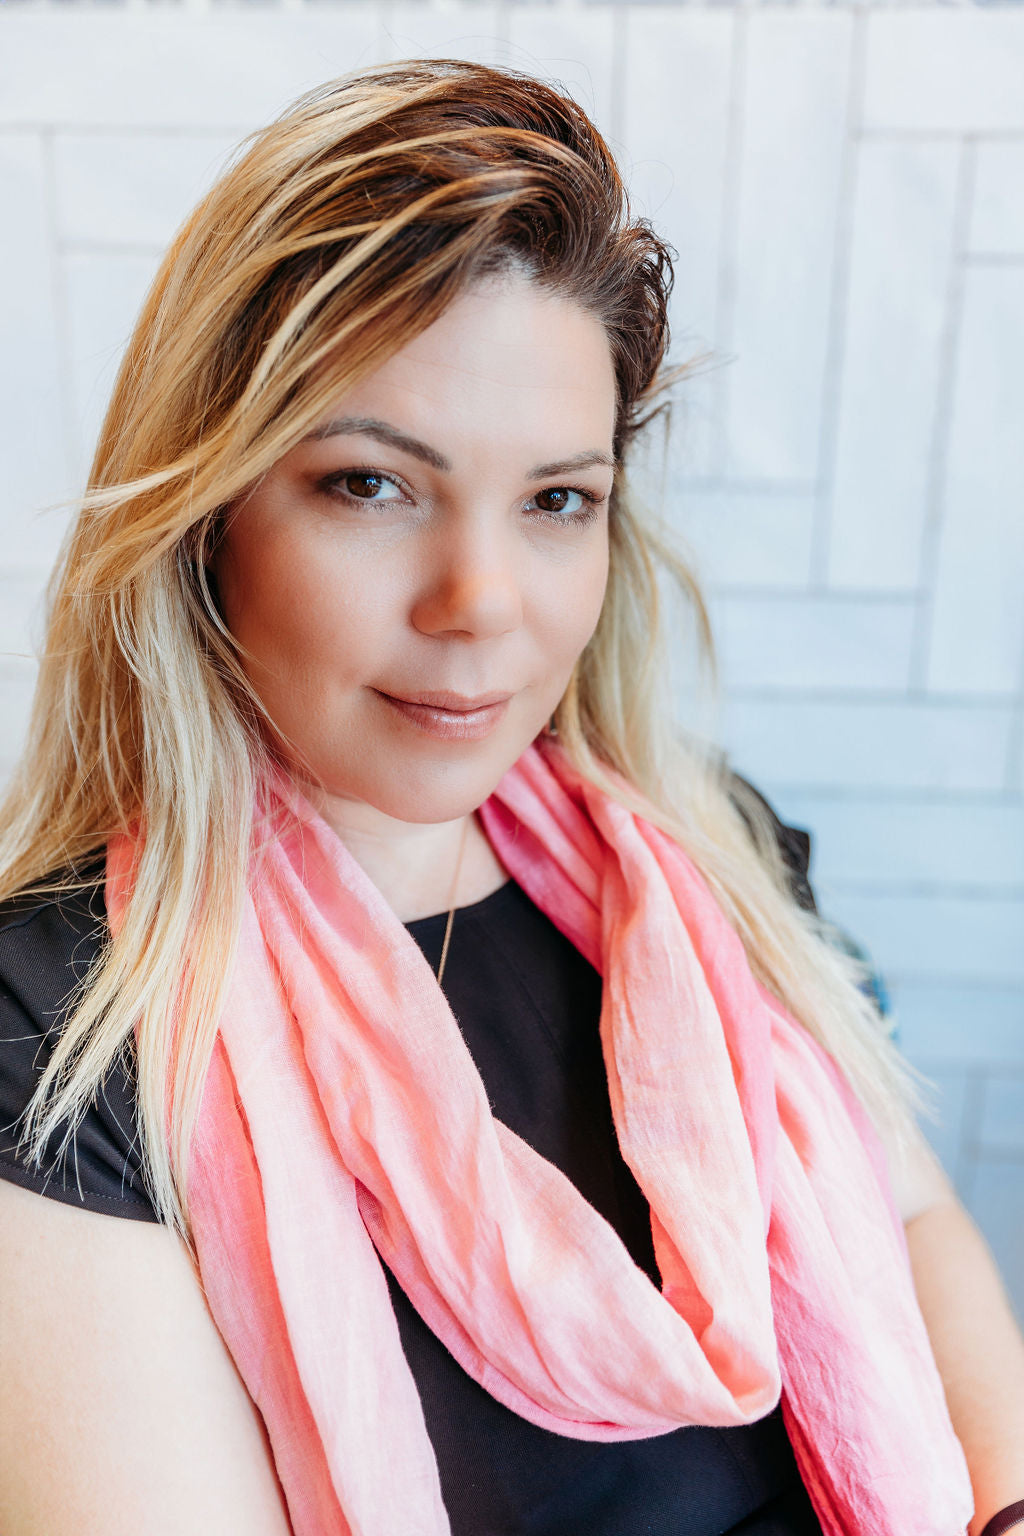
[106,739,973,1536]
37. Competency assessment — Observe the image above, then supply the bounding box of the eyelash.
[318,469,605,528]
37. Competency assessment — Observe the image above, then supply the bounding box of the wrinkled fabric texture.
[105,740,972,1536]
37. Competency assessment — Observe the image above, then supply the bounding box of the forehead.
[313,276,618,465]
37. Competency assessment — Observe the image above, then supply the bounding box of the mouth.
[372,687,513,741]
[383,689,513,712]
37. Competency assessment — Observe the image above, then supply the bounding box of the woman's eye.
[326,471,406,503]
[530,486,598,522]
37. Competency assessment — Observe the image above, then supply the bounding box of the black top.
[0,797,824,1536]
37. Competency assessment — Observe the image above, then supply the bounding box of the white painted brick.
[864,12,1024,135]
[63,249,162,484]
[669,488,815,591]
[726,11,852,481]
[0,16,383,130]
[926,267,1024,695]
[907,1064,969,1188]
[827,142,959,592]
[817,889,1024,985]
[965,1160,1024,1322]
[0,134,76,569]
[979,1075,1024,1155]
[720,697,1013,793]
[970,142,1024,259]
[709,595,915,691]
[663,371,720,485]
[0,571,50,661]
[619,10,735,476]
[768,792,1024,890]
[891,983,1024,1067]
[0,660,38,784]
[54,131,239,249]
[504,4,616,138]
[381,4,505,66]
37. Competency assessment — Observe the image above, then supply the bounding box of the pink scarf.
[106,739,972,1536]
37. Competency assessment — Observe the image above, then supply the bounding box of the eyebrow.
[306,416,615,479]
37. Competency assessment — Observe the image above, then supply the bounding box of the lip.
[383,689,513,712]
[373,688,513,741]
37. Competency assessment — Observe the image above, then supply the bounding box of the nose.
[409,514,524,640]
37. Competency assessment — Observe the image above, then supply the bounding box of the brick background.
[1,1,1022,1311]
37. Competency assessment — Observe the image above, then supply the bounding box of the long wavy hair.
[0,58,922,1252]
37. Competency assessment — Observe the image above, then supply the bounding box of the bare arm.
[0,1176,293,1536]
[884,1122,1024,1535]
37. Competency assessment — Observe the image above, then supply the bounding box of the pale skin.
[2,274,1022,1533]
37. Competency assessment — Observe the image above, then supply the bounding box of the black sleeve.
[0,876,160,1223]
[727,771,894,1026]
[727,771,818,916]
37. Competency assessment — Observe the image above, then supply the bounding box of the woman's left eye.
[529,486,600,524]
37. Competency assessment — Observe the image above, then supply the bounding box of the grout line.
[609,3,626,149]
[745,786,1024,808]
[674,477,818,494]
[735,782,1022,806]
[59,239,165,257]
[493,0,511,52]
[956,1070,986,1201]
[375,0,395,62]
[722,681,1019,703]
[5,0,1013,9]
[809,2,866,594]
[38,127,77,497]
[705,582,830,600]
[966,1147,1024,1167]
[707,584,922,604]
[905,1058,1024,1079]
[887,972,1024,995]
[818,880,1024,901]
[712,4,746,484]
[965,253,1024,268]
[858,128,1024,145]
[750,785,1024,807]
[0,121,255,137]
[1004,625,1024,793]
[907,135,975,695]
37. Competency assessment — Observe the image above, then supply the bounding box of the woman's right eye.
[322,471,406,504]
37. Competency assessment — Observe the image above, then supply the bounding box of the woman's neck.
[308,794,510,923]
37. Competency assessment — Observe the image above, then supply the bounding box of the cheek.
[214,525,371,692]
[538,538,609,662]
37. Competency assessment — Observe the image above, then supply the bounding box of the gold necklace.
[436,815,470,988]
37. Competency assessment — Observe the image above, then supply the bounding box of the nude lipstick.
[373,688,512,741]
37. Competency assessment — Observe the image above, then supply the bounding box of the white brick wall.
[723,696,1016,792]
[826,140,960,592]
[1,1,1022,1311]
[725,11,852,483]
[925,264,1024,695]
[619,10,735,476]
[972,143,1024,258]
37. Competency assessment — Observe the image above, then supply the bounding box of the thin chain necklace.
[436,815,471,989]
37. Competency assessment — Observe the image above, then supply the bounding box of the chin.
[294,712,553,824]
[311,757,510,826]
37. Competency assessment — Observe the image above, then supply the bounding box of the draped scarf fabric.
[105,740,972,1536]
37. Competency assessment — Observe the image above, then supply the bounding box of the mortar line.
[907,135,976,696]
[809,2,867,594]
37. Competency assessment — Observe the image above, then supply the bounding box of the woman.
[0,58,1021,1536]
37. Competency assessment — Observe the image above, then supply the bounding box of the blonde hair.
[0,59,922,1253]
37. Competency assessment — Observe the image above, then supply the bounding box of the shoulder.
[0,859,159,1223]
[0,860,108,1005]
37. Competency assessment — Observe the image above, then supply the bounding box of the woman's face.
[212,273,617,827]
